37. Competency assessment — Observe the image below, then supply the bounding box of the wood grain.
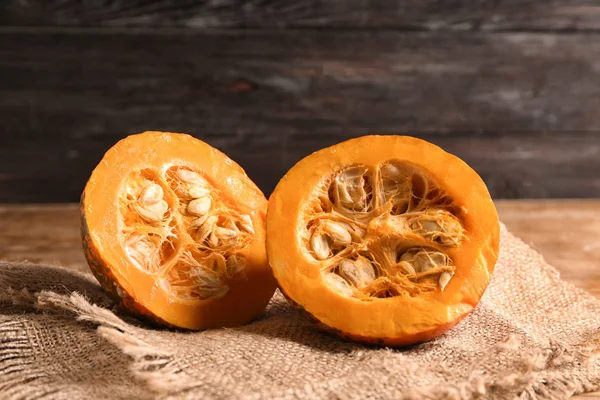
[1,200,599,296]
[2,30,600,201]
[495,200,600,299]
[0,204,87,273]
[0,200,598,399]
[2,0,600,31]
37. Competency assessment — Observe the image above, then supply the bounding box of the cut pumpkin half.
[81,131,276,330]
[266,135,499,346]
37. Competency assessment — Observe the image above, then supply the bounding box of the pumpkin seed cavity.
[120,166,253,302]
[307,162,465,299]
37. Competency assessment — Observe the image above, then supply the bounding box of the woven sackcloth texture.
[0,223,599,400]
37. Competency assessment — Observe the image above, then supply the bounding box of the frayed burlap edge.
[1,285,599,400]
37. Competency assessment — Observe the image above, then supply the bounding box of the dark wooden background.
[1,1,600,202]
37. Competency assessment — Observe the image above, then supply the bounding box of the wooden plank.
[3,132,600,202]
[1,29,600,201]
[2,0,600,31]
[3,29,600,134]
[4,132,600,203]
[0,204,88,273]
[496,200,600,300]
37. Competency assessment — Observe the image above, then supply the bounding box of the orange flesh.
[266,135,499,346]
[81,132,276,329]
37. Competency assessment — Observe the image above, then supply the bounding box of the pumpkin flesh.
[266,135,499,346]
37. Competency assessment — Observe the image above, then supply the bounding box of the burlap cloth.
[0,223,599,400]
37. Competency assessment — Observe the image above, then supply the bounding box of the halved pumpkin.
[81,131,276,329]
[266,135,499,346]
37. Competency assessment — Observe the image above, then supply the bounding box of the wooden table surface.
[0,200,599,398]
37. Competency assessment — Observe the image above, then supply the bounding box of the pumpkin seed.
[332,167,371,211]
[196,215,218,242]
[310,232,330,260]
[439,271,454,291]
[395,261,416,275]
[401,249,445,273]
[323,220,352,245]
[409,210,463,246]
[188,196,212,216]
[214,227,238,241]
[338,258,376,288]
[139,183,164,205]
[323,272,354,297]
[135,199,168,222]
[239,214,255,234]
[188,185,210,198]
[176,169,204,183]
[208,232,220,248]
[355,257,376,280]
[190,214,209,229]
